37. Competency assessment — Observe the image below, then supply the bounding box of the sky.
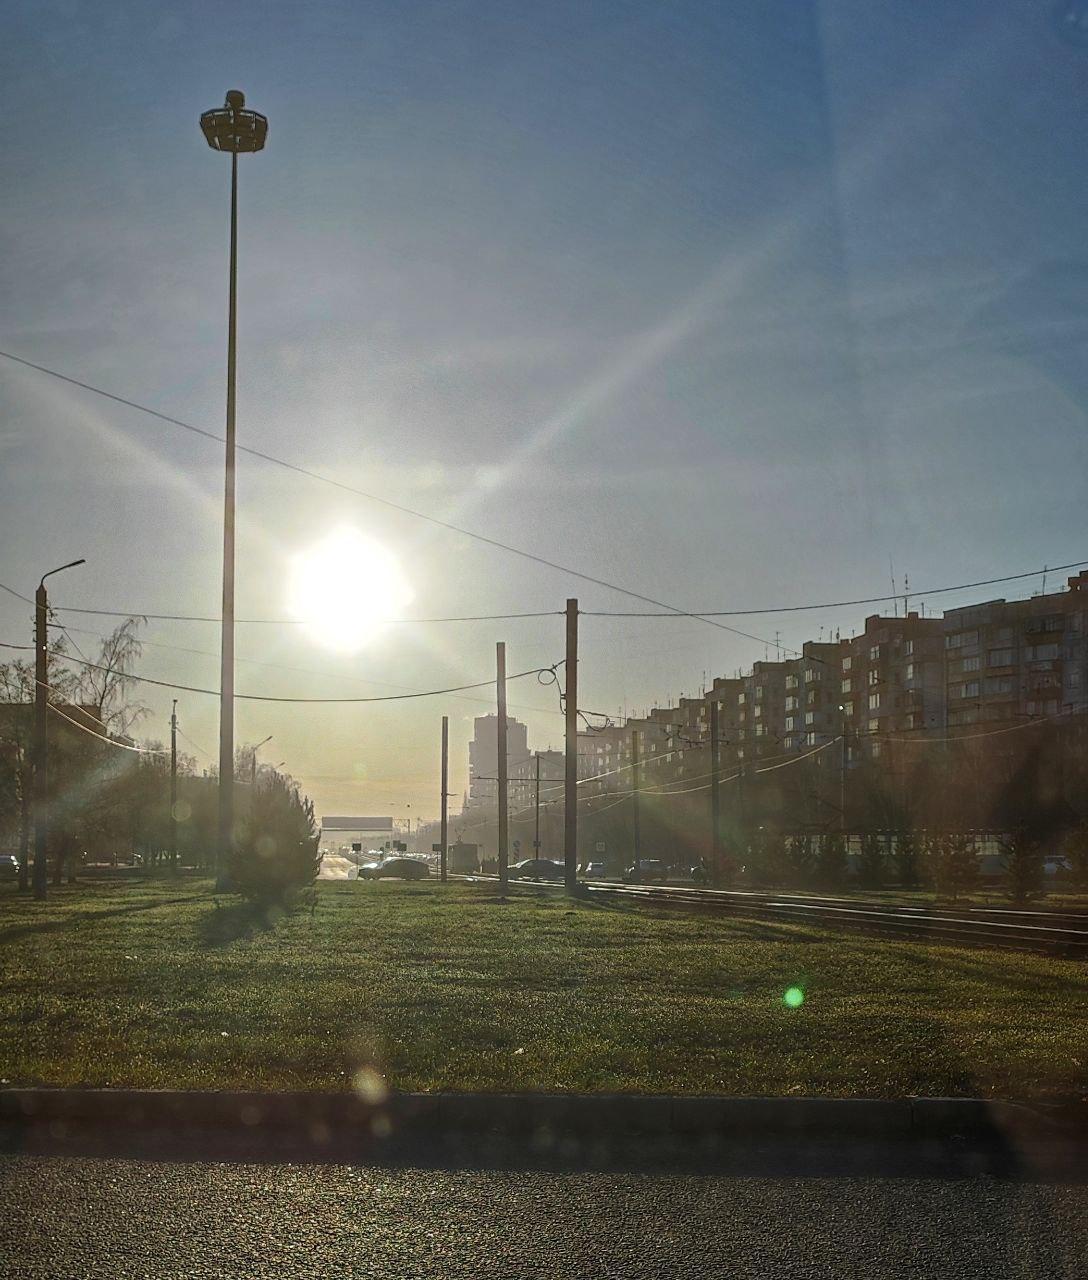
[2,0,1087,823]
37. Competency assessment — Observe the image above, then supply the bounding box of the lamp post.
[32,558,86,900]
[200,90,267,884]
[250,734,273,786]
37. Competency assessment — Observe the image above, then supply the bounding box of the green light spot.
[783,987,804,1009]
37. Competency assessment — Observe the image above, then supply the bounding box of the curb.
[2,1090,1085,1142]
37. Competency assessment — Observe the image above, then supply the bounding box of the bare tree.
[75,617,148,736]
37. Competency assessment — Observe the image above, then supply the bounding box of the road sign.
[595,841,606,853]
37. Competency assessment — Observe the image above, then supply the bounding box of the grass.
[0,879,1085,1098]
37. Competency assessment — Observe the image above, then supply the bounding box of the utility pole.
[32,583,48,901]
[533,753,542,855]
[840,705,848,833]
[631,728,641,871]
[32,559,84,901]
[496,642,508,896]
[710,698,721,885]
[440,715,449,883]
[170,700,178,870]
[564,598,578,892]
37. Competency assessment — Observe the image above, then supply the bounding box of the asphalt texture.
[2,1128,1086,1278]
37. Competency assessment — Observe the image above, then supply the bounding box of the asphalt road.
[2,1130,1087,1278]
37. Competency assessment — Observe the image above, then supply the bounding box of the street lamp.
[200,90,267,885]
[32,558,86,899]
[250,734,273,786]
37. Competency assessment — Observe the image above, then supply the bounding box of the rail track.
[457,875,1088,956]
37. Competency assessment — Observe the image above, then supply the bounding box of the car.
[356,861,383,879]
[622,859,669,884]
[0,854,20,881]
[375,857,430,880]
[581,860,608,879]
[509,858,564,880]
[1044,855,1072,878]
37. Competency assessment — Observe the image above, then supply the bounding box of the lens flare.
[783,986,805,1008]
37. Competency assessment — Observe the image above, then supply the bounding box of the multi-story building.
[467,714,529,806]
[942,570,1088,728]
[840,612,945,756]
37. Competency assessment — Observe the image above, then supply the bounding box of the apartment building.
[941,570,1088,728]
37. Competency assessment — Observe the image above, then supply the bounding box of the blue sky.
[2,1,1087,820]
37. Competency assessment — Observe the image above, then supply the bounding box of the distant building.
[467,714,529,806]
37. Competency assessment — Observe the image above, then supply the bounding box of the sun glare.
[287,527,414,652]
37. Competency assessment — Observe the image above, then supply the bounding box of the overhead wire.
[0,349,796,655]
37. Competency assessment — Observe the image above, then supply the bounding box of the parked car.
[356,861,383,880]
[1044,855,1072,878]
[0,854,20,881]
[623,859,669,884]
[509,858,564,880]
[376,857,430,880]
[581,860,608,879]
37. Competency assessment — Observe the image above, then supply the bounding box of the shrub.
[227,774,320,908]
[814,832,848,890]
[856,832,886,889]
[1001,823,1045,906]
[893,829,921,888]
[785,833,816,888]
[1065,821,1088,892]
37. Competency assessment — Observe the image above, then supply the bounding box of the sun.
[287,527,414,652]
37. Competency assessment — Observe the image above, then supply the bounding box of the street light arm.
[39,558,86,589]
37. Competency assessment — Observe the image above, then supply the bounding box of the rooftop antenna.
[890,557,897,617]
[1042,564,1049,596]
[774,630,781,657]
[903,571,909,616]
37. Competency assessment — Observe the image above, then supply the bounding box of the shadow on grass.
[196,900,281,947]
[0,896,204,946]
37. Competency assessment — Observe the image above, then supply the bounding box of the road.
[2,1130,1086,1278]
[317,854,357,880]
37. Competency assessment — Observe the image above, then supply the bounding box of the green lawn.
[1,879,1085,1097]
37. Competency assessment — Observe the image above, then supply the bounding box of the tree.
[785,832,816,888]
[926,833,977,902]
[893,829,922,888]
[762,828,790,887]
[227,772,320,907]
[856,831,886,889]
[814,832,848,890]
[1001,822,1045,906]
[1066,820,1088,893]
[75,617,147,736]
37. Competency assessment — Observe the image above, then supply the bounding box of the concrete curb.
[1,1090,1084,1142]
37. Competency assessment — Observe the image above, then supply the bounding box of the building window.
[1068,670,1082,688]
[904,639,915,656]
[785,674,798,690]
[753,705,762,719]
[985,677,1014,695]
[805,711,815,726]
[868,718,880,732]
[868,693,880,711]
[737,692,745,705]
[868,669,879,686]
[947,630,979,649]
[1026,643,1060,662]
[843,656,853,672]
[804,668,820,683]
[869,645,880,661]
[785,716,796,731]
[755,724,765,737]
[841,679,852,694]
[904,664,915,682]
[961,681,980,698]
[961,655,981,673]
[806,689,818,706]
[785,695,799,711]
[806,731,818,746]
[755,686,764,701]
[988,649,1014,666]
[842,700,854,717]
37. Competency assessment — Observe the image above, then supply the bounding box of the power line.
[0,349,790,653]
[47,701,166,747]
[582,560,1088,617]
[3,642,558,704]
